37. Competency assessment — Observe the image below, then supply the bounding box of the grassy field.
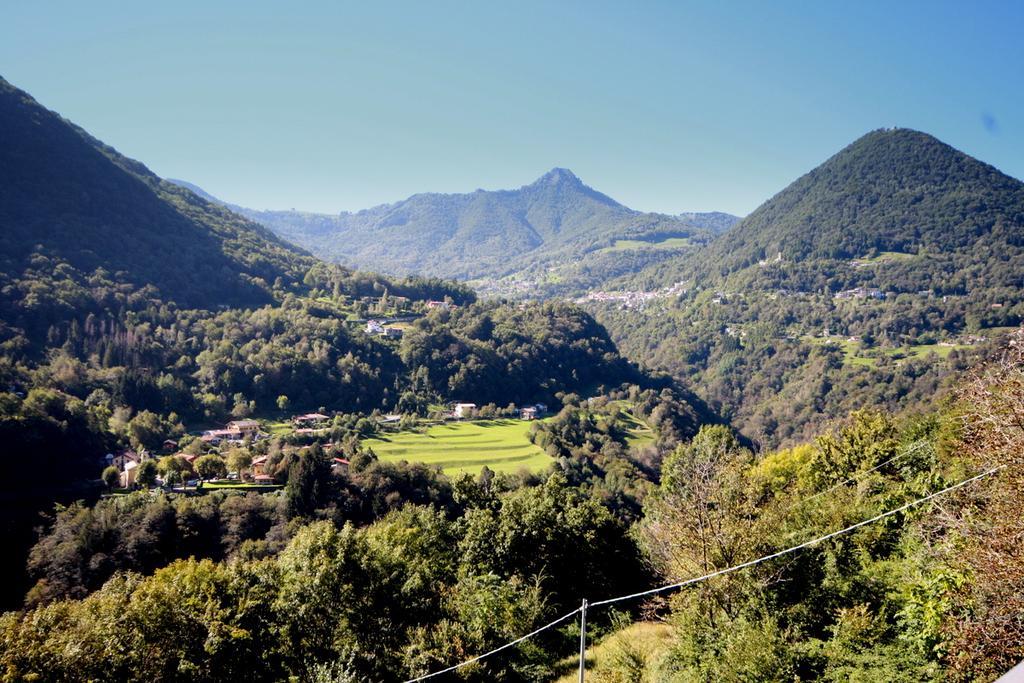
[264,419,293,435]
[854,250,917,265]
[362,419,553,475]
[614,406,657,449]
[806,335,974,368]
[552,621,674,682]
[599,237,692,253]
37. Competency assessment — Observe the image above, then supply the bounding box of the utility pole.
[578,598,588,682]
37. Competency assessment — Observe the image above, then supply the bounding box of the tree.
[940,328,1024,677]
[102,465,120,489]
[125,410,181,451]
[137,459,158,488]
[277,395,291,412]
[194,455,227,481]
[157,455,192,488]
[285,446,332,519]
[227,449,252,478]
[639,425,756,625]
[458,473,646,611]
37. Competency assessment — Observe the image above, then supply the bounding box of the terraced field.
[362,419,553,475]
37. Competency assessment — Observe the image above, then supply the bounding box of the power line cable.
[402,606,582,682]
[590,465,1001,608]
[404,464,1002,681]
[787,439,930,511]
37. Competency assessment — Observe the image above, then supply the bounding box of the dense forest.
[591,288,1009,447]
[2,332,1021,681]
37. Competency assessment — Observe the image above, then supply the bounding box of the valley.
[1,57,1023,683]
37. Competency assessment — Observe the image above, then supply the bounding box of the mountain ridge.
[170,173,738,281]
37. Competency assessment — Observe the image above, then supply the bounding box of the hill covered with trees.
[0,77,316,321]
[590,129,1024,447]
[626,127,1024,294]
[172,172,732,290]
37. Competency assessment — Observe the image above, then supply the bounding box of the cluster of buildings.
[450,402,548,420]
[201,419,264,445]
[105,437,189,488]
[834,287,886,301]
[105,399,556,491]
[365,320,404,338]
[577,281,690,310]
[292,412,332,435]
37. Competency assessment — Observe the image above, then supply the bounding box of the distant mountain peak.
[524,167,622,209]
[537,167,582,185]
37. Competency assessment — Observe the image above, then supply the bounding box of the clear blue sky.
[3,1,1022,216]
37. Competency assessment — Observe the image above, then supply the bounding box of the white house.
[226,420,260,436]
[453,403,477,419]
[120,460,139,488]
[520,403,549,420]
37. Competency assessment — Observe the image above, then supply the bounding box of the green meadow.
[806,335,974,368]
[362,419,553,475]
[855,250,917,264]
[598,236,693,253]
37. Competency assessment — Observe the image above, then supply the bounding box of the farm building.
[520,403,549,420]
[453,403,477,419]
[226,420,261,436]
[293,412,330,426]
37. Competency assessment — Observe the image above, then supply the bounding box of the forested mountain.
[173,170,723,283]
[590,129,1024,447]
[627,128,1024,293]
[0,76,315,321]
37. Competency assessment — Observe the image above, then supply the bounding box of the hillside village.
[103,401,549,492]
